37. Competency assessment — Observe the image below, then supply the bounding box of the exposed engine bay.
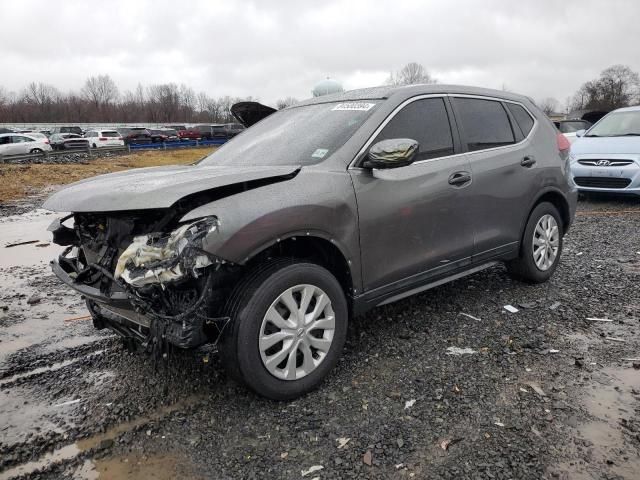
[50,210,236,353]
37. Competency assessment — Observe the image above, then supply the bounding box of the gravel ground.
[0,194,639,479]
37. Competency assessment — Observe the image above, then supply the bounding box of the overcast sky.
[1,0,638,107]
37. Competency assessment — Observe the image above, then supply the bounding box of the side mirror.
[363,138,419,169]
[575,129,586,138]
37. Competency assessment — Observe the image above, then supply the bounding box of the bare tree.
[537,97,560,115]
[387,62,437,86]
[81,75,118,113]
[570,64,640,112]
[276,97,299,109]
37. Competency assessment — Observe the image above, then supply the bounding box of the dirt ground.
[0,187,639,479]
[0,148,216,206]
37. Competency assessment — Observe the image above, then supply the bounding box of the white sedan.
[0,133,52,156]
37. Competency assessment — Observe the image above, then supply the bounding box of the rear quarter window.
[506,103,535,137]
[453,98,515,152]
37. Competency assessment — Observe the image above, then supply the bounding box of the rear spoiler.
[231,102,277,128]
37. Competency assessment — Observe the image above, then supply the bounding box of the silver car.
[570,106,640,195]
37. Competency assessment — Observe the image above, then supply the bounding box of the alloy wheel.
[259,284,335,380]
[532,214,559,271]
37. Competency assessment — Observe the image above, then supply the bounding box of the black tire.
[92,143,97,149]
[219,260,348,400]
[29,148,43,153]
[506,202,563,283]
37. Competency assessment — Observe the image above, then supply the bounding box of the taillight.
[44,140,50,144]
[99,137,108,141]
[557,132,570,152]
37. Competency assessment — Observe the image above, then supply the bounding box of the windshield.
[199,101,379,166]
[586,111,640,137]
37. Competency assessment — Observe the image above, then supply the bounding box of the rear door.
[450,96,539,262]
[350,96,475,296]
[10,136,34,154]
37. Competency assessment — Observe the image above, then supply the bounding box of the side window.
[372,98,454,161]
[453,98,515,152]
[0,136,10,145]
[506,103,535,137]
[12,136,33,143]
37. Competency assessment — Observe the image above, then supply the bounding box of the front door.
[350,96,476,298]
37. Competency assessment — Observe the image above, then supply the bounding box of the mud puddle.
[0,209,107,364]
[0,209,63,269]
[561,366,640,479]
[0,397,203,480]
[74,453,197,480]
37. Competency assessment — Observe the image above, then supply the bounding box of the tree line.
[0,75,269,124]
[1,63,638,124]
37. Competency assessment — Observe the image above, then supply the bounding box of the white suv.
[84,130,125,149]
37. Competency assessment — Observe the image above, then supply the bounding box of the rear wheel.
[506,202,563,283]
[29,148,43,154]
[92,143,97,149]
[220,260,348,400]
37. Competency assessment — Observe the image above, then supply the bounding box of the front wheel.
[506,202,563,283]
[220,261,348,400]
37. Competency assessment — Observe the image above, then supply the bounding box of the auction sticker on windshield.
[332,103,376,111]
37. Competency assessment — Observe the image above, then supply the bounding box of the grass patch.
[0,147,216,204]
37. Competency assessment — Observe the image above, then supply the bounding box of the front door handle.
[521,155,536,168]
[448,171,472,186]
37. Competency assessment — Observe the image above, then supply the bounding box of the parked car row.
[0,123,246,149]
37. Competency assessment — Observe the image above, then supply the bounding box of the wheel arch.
[517,187,571,255]
[243,231,356,306]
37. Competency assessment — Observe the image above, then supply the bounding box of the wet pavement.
[0,195,639,479]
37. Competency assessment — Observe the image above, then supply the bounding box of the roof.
[611,105,640,113]
[295,84,532,107]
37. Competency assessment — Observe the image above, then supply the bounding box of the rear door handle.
[521,155,536,168]
[448,171,472,186]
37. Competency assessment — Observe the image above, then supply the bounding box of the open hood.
[43,163,300,212]
[231,101,277,127]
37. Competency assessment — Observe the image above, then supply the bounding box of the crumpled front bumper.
[51,257,131,308]
[51,256,209,349]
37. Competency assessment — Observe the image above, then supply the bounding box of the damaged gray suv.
[45,85,577,400]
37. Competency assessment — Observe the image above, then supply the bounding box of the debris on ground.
[27,294,41,305]
[446,346,477,355]
[301,465,323,476]
[605,337,626,343]
[363,451,372,466]
[504,304,519,313]
[586,317,613,322]
[549,301,561,310]
[440,438,463,451]
[336,437,351,449]
[404,399,417,410]
[524,382,547,397]
[459,312,481,321]
[5,239,39,248]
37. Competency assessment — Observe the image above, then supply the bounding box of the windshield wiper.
[617,133,640,136]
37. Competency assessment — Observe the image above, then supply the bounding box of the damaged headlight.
[114,217,220,287]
